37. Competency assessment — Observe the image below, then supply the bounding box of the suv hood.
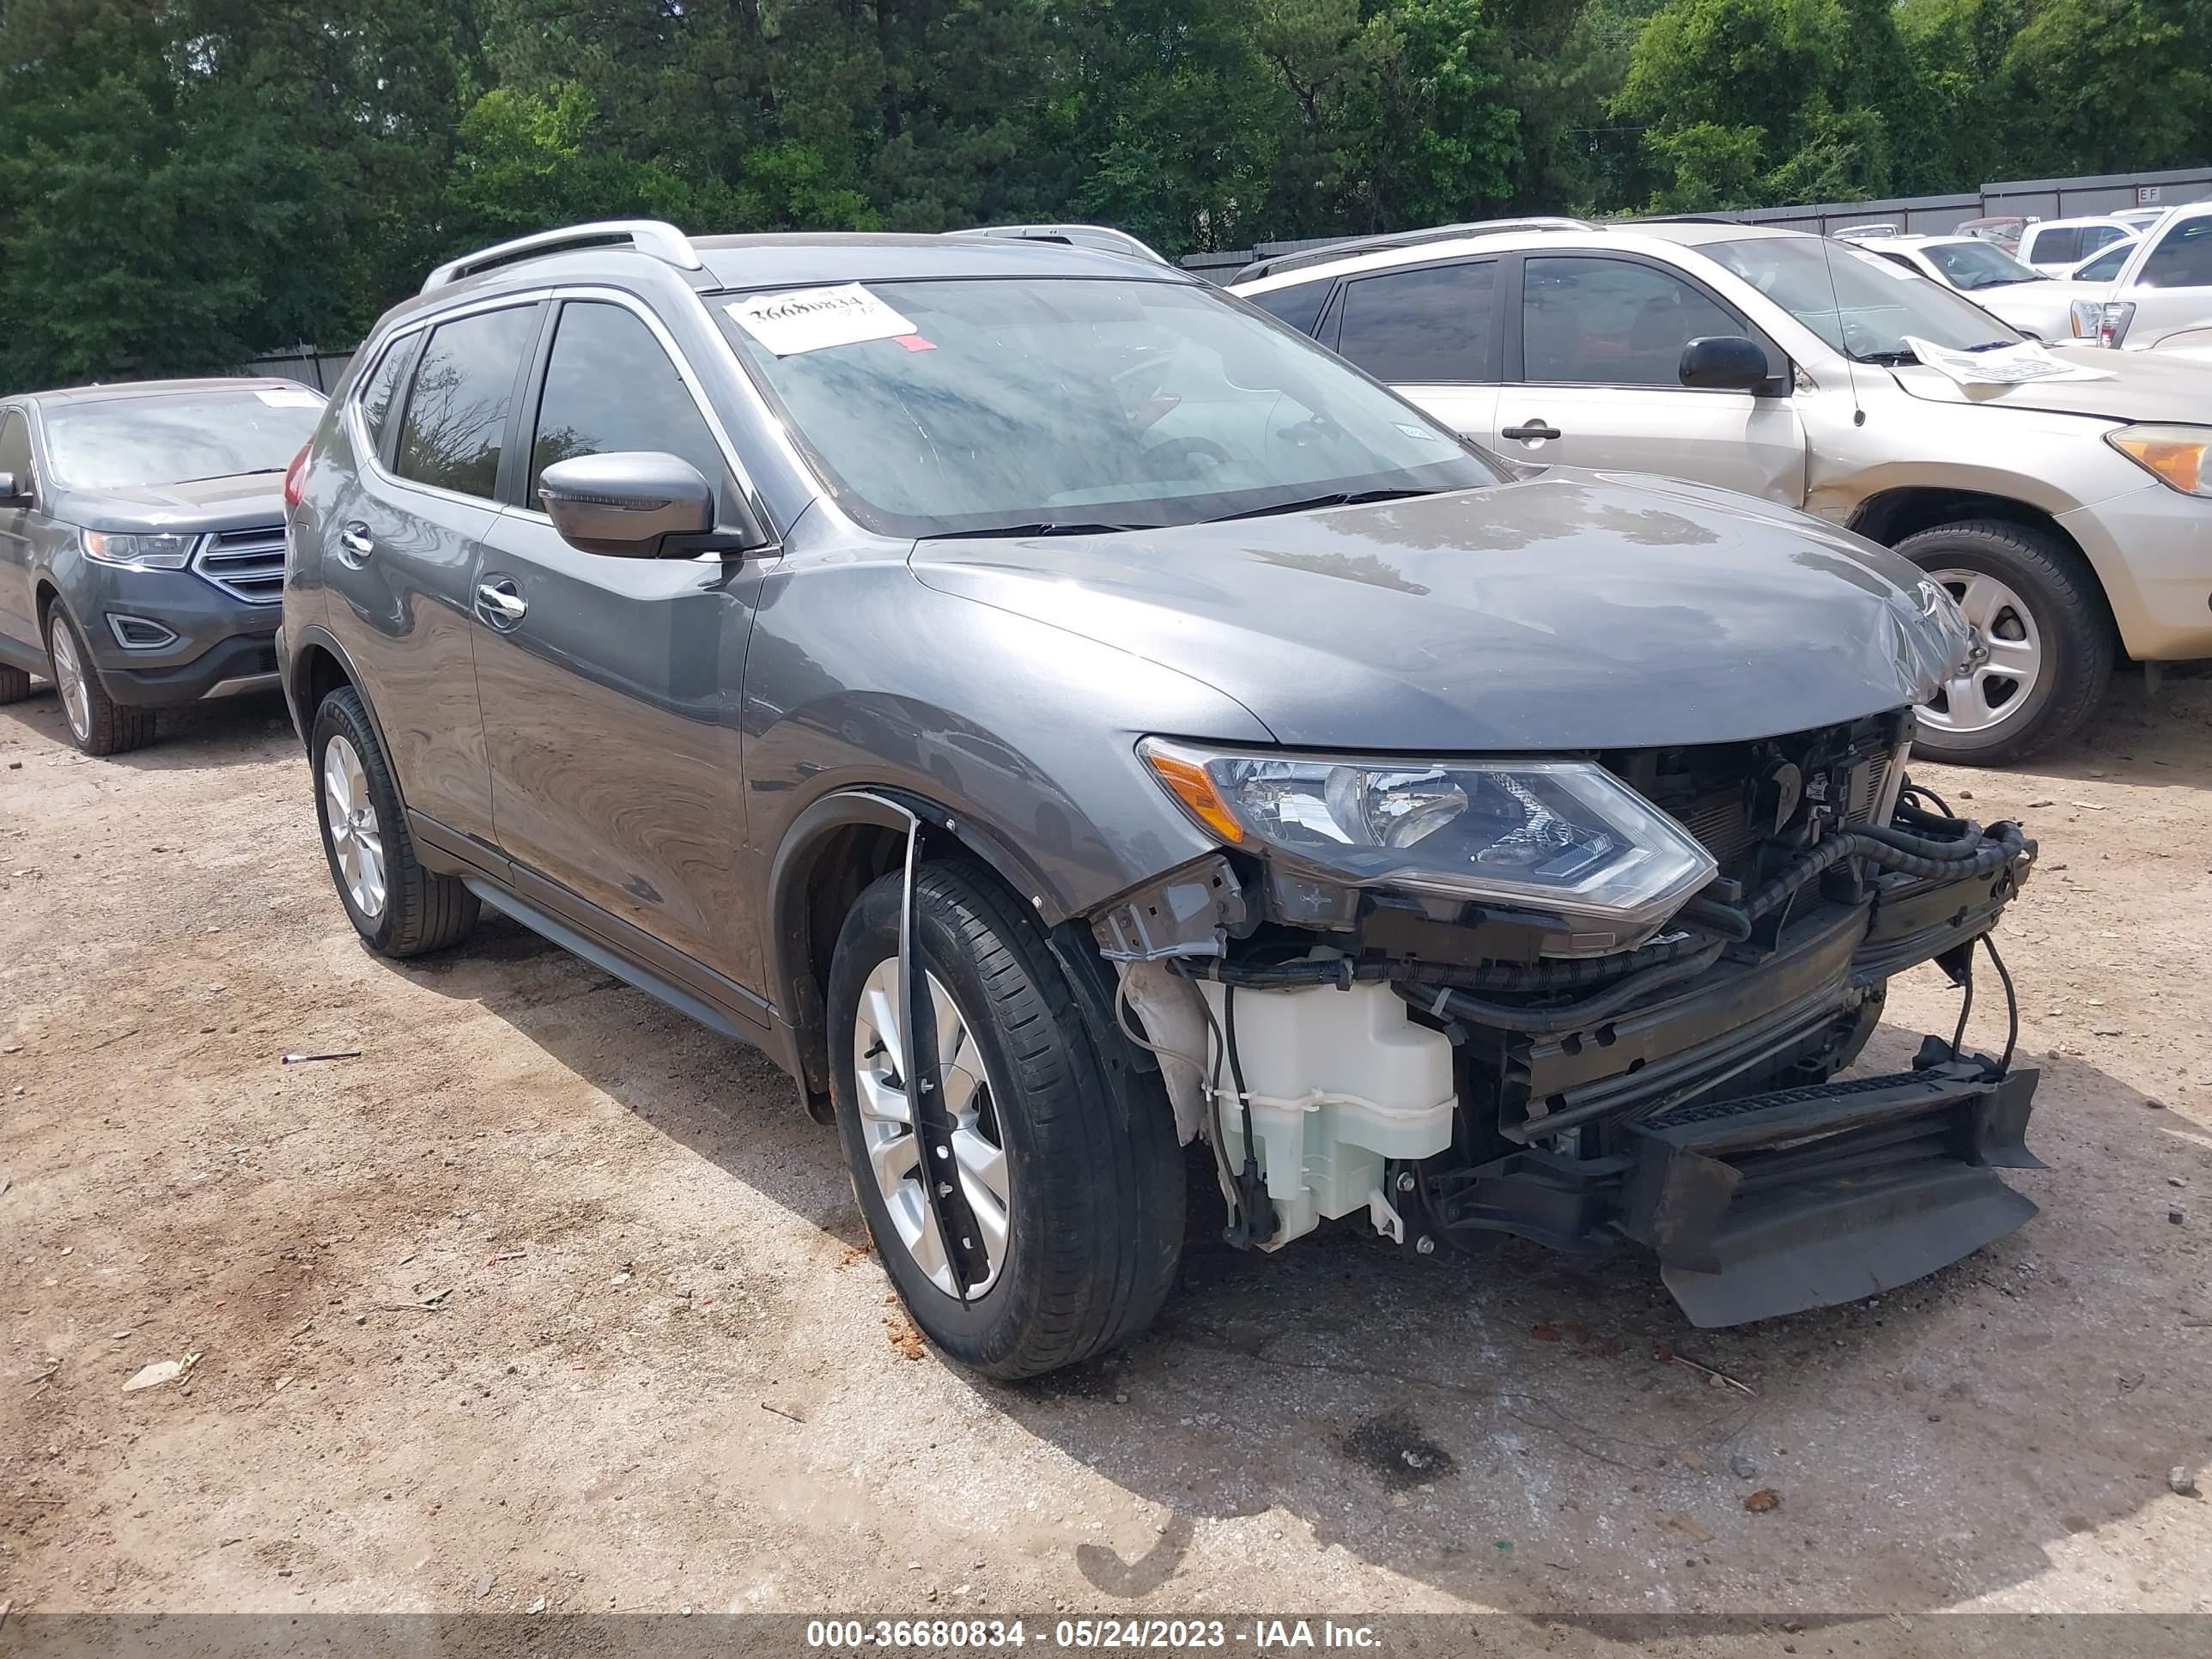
[1889,343,2209,423]
[53,472,288,535]
[909,472,1963,751]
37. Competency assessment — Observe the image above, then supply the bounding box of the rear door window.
[2140,218,2212,289]
[1521,256,1742,387]
[392,305,540,499]
[1334,260,1495,384]
[1243,281,1331,337]
[526,301,733,511]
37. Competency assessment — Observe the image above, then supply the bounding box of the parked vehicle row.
[1231,215,2212,763]
[240,220,2050,1378]
[0,380,323,753]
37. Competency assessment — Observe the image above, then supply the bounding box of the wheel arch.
[1847,486,2118,641]
[766,787,1078,1115]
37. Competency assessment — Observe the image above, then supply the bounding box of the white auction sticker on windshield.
[725,284,918,356]
[254,387,324,408]
[1902,335,2113,385]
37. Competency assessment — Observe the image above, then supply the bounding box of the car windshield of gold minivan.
[45,392,324,490]
[716,277,1498,538]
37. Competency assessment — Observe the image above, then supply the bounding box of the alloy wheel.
[851,957,1012,1297]
[1920,567,2044,736]
[321,734,388,919]
[48,618,90,743]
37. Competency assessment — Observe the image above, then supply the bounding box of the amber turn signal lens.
[2109,432,2211,495]
[1139,743,1250,846]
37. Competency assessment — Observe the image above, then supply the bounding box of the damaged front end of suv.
[1097,705,2039,1328]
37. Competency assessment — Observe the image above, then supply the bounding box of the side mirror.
[0,470,26,506]
[1679,335,1775,392]
[538,453,719,558]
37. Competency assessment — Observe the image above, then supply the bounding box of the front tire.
[1899,520,2112,766]
[828,860,1183,1379]
[310,686,477,957]
[46,606,156,756]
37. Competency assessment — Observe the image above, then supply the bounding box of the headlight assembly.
[2106,424,2212,496]
[82,530,198,570]
[1139,739,1717,942]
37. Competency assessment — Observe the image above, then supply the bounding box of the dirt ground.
[3,669,2210,1632]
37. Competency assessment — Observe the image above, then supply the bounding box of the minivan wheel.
[46,606,157,756]
[0,662,31,704]
[1897,520,2112,767]
[826,860,1183,1379]
[310,686,478,957]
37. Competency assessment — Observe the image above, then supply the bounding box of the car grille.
[191,523,287,605]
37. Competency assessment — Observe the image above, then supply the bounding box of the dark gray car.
[280,221,2044,1378]
[0,379,325,754]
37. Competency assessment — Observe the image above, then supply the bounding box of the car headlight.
[1139,739,1717,943]
[2106,424,2212,496]
[82,530,197,570]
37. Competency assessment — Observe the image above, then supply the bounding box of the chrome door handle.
[339,523,374,560]
[475,580,527,627]
[1499,419,1562,442]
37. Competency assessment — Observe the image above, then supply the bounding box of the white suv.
[2069,203,2212,356]
[1231,218,2212,763]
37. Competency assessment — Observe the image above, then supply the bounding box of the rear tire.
[0,662,31,704]
[311,686,478,957]
[1898,519,2112,767]
[828,859,1183,1379]
[46,606,157,756]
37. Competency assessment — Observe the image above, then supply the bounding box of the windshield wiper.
[922,520,1146,540]
[1853,349,1919,366]
[1203,486,1436,524]
[173,467,288,483]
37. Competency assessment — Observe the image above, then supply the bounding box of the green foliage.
[0,0,2206,389]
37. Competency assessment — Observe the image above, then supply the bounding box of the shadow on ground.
[392,914,2210,1612]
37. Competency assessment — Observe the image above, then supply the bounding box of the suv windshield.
[1920,240,2042,291]
[1705,236,2026,363]
[45,389,324,490]
[717,277,1498,538]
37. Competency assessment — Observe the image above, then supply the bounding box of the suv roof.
[405,221,1184,314]
[1229,216,1795,293]
[1231,217,1595,284]
[17,377,313,408]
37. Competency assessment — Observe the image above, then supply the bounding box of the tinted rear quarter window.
[392,305,539,499]
[1243,281,1330,337]
[356,337,416,461]
[1334,260,1494,383]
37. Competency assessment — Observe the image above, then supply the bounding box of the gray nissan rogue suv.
[0,378,325,754]
[281,221,2045,1378]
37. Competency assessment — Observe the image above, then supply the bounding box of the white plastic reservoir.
[1193,979,1457,1248]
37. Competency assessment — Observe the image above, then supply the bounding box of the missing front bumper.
[1620,1060,2042,1326]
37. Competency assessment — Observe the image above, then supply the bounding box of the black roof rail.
[421,220,703,294]
[1620,215,1748,226]
[1231,216,1597,285]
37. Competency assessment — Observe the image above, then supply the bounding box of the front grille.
[191,523,286,605]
